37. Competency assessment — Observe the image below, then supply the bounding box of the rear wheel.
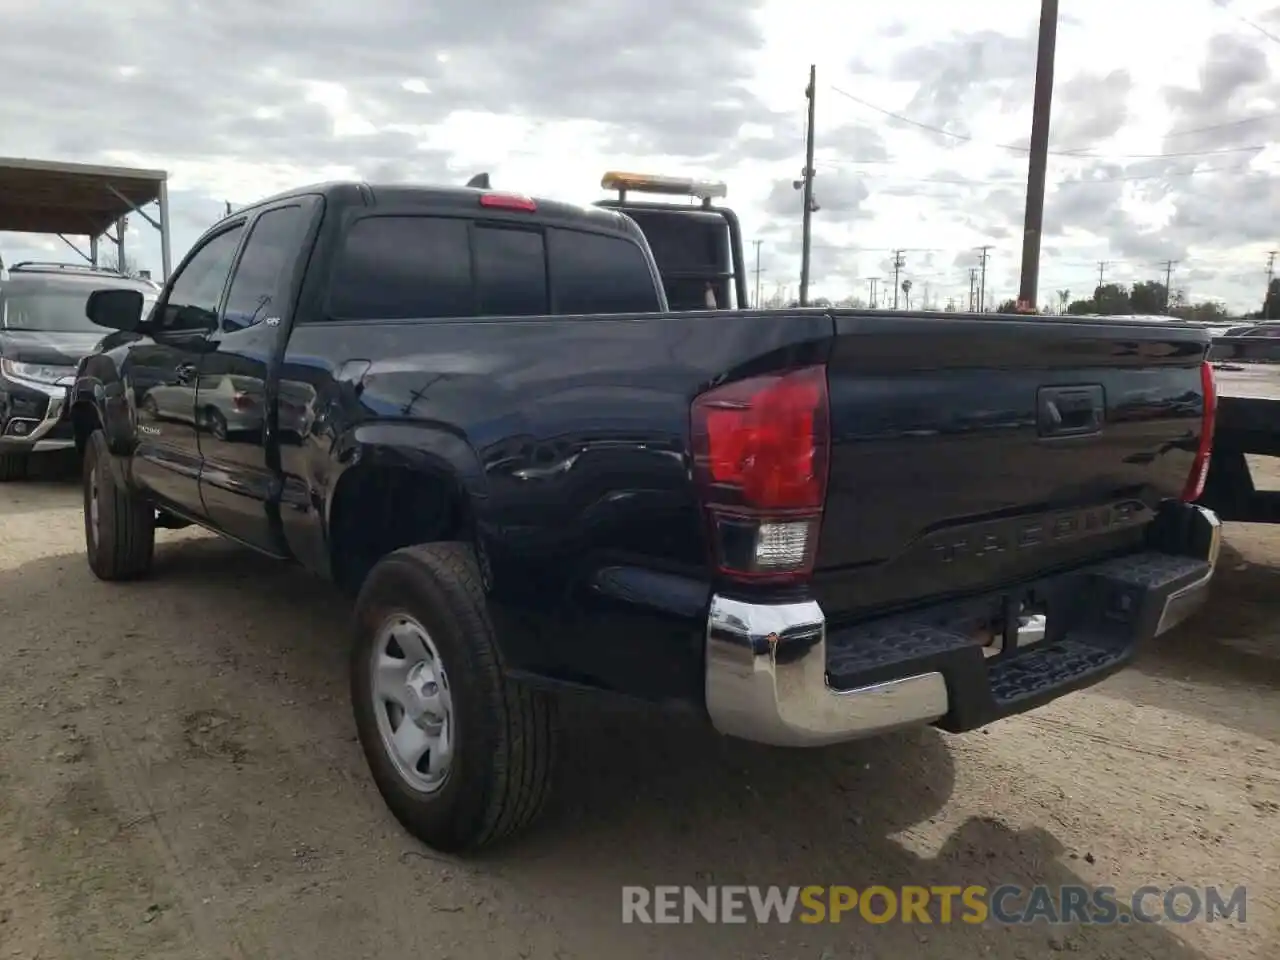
[83,430,155,580]
[351,542,558,853]
[0,452,28,482]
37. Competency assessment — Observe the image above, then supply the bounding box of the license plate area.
[975,592,1049,660]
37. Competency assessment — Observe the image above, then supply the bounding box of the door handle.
[174,362,198,384]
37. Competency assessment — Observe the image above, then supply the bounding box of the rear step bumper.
[704,504,1222,747]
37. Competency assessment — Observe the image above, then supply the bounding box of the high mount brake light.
[1182,359,1217,502]
[690,365,830,583]
[479,192,537,212]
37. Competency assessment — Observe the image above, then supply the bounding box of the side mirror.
[86,288,146,333]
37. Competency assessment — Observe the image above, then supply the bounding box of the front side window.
[159,226,245,332]
[222,206,305,331]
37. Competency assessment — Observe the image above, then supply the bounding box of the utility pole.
[968,268,978,311]
[976,246,992,311]
[891,250,905,309]
[923,281,931,311]
[866,277,879,308]
[1159,259,1178,312]
[799,64,817,307]
[753,240,763,308]
[1096,260,1109,308]
[1265,251,1277,319]
[1016,0,1059,313]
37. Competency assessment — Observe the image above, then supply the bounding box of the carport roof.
[0,156,167,237]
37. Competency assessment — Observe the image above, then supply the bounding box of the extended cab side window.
[222,206,305,332]
[327,216,472,320]
[159,226,245,333]
[547,228,661,315]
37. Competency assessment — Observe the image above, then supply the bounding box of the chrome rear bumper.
[704,504,1222,747]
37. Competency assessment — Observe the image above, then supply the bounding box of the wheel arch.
[325,421,489,593]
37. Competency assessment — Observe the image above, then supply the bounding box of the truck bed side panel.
[278,310,833,700]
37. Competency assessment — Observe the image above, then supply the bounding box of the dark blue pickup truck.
[69,172,1222,853]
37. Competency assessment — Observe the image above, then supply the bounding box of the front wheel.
[83,430,155,580]
[350,542,558,853]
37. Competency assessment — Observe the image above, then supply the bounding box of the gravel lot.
[1,454,1277,960]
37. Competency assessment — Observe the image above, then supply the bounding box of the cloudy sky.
[2,0,1279,313]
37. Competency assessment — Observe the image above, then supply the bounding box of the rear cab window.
[323,214,660,320]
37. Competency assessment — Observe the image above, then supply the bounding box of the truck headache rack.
[596,170,746,310]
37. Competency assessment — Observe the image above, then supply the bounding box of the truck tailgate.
[814,313,1210,621]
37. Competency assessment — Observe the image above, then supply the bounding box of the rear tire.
[83,430,155,580]
[0,452,28,482]
[351,542,558,853]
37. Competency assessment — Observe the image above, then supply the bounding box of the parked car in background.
[0,261,157,480]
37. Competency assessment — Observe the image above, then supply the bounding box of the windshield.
[1,284,156,333]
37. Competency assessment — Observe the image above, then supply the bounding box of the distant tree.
[1130,280,1169,314]
[1057,289,1070,314]
[1175,300,1231,324]
[996,298,1019,313]
[900,278,912,310]
[96,250,140,276]
[1074,282,1132,315]
[1262,278,1280,320]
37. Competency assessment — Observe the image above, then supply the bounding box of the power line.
[1209,0,1280,47]
[815,161,1265,187]
[1017,0,1059,315]
[826,84,1272,160]
[891,250,906,309]
[747,241,757,309]
[799,65,817,307]
[977,246,993,312]
[1265,251,1278,319]
[1159,259,1179,311]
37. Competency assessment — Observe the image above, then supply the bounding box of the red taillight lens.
[1182,360,1217,502]
[232,391,254,410]
[479,192,536,212]
[691,365,830,582]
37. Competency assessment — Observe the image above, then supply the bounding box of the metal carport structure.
[0,156,172,279]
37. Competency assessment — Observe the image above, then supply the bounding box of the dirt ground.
[1,455,1277,960]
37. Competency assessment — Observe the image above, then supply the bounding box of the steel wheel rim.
[370,614,454,794]
[88,461,100,549]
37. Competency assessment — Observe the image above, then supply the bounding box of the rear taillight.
[1181,360,1217,502]
[690,365,830,583]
